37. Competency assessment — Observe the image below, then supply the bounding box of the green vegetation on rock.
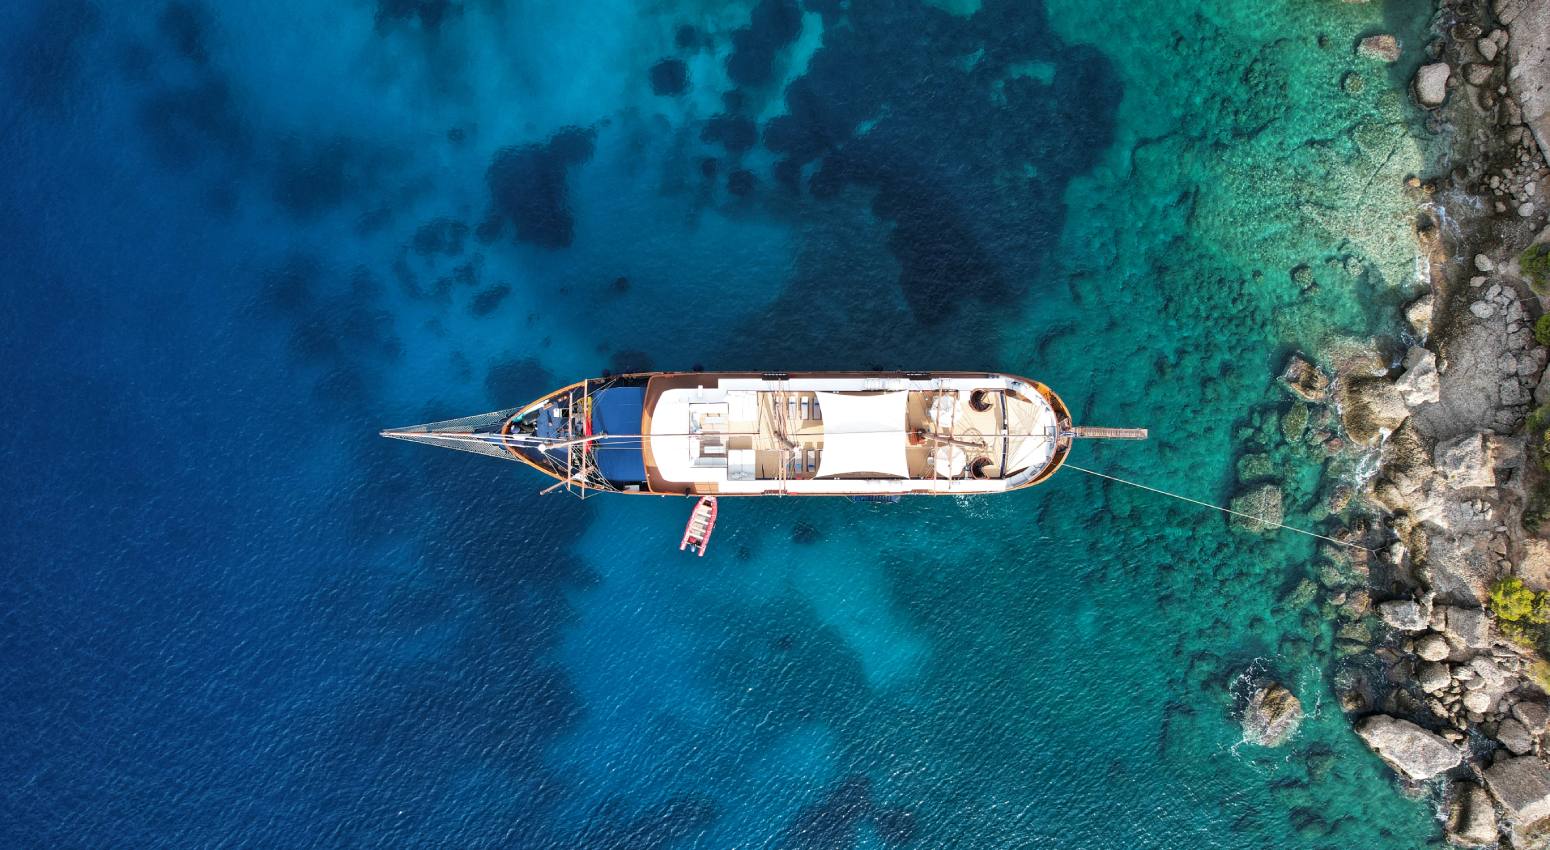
[1530,661,1550,694]
[1230,483,1284,533]
[1490,577,1544,622]
[1282,401,1309,442]
[1523,407,1550,533]
[1534,314,1550,347]
[1528,407,1550,471]
[1524,244,1550,295]
[1489,577,1550,646]
[1237,452,1276,482]
[1281,578,1318,610]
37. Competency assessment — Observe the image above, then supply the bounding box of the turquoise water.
[2,0,1452,846]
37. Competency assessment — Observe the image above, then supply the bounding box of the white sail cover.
[1005,393,1058,473]
[815,391,909,478]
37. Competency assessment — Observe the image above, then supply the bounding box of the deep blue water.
[4,0,1447,847]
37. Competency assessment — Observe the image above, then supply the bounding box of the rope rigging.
[391,424,1371,550]
[1064,463,1374,552]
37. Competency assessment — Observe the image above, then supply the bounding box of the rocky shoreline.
[1239,1,1550,846]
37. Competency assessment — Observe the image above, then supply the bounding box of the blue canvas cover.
[588,387,647,483]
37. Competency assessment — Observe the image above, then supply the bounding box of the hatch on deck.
[589,387,646,483]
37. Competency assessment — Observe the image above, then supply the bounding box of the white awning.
[815,391,909,478]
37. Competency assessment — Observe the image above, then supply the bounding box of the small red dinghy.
[679,496,717,556]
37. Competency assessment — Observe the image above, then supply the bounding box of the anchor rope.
[1064,463,1374,552]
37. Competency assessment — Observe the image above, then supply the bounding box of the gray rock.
[1517,701,1550,732]
[1417,632,1452,661]
[1502,0,1550,165]
[1470,655,1511,688]
[1379,599,1431,631]
[1504,95,1526,127]
[1484,756,1550,827]
[1415,62,1451,107]
[1465,689,1495,714]
[1395,347,1441,406]
[1447,781,1499,847]
[1444,606,1493,649]
[1499,717,1536,755]
[1419,660,1452,693]
[1435,433,1497,489]
[1356,715,1462,779]
[1466,63,1494,86]
[1489,434,1526,470]
[1241,681,1304,747]
[1471,300,1496,319]
[1521,201,1537,218]
[1476,253,1496,272]
[1480,34,1501,62]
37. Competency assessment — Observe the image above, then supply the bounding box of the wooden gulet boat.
[381,371,1146,499]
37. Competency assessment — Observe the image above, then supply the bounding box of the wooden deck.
[637,371,1069,496]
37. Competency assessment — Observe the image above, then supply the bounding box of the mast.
[578,380,590,500]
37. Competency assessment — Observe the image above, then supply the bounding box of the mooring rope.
[1064,463,1374,552]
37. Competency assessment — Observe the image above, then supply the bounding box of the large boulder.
[1416,632,1451,661]
[1516,701,1550,734]
[1241,681,1304,747]
[1447,781,1500,847]
[1406,293,1435,337]
[1468,655,1515,692]
[1484,756,1550,827]
[1378,598,1431,631]
[1501,0,1550,165]
[1355,715,1462,780]
[1415,62,1451,107]
[1522,539,1550,590]
[1419,660,1452,693]
[1394,347,1441,406]
[1279,354,1332,402]
[1229,484,1284,533]
[1443,606,1493,649]
[1499,718,1537,756]
[1338,376,1409,445]
[1358,34,1401,62]
[1479,33,1500,63]
[1435,433,1496,489]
